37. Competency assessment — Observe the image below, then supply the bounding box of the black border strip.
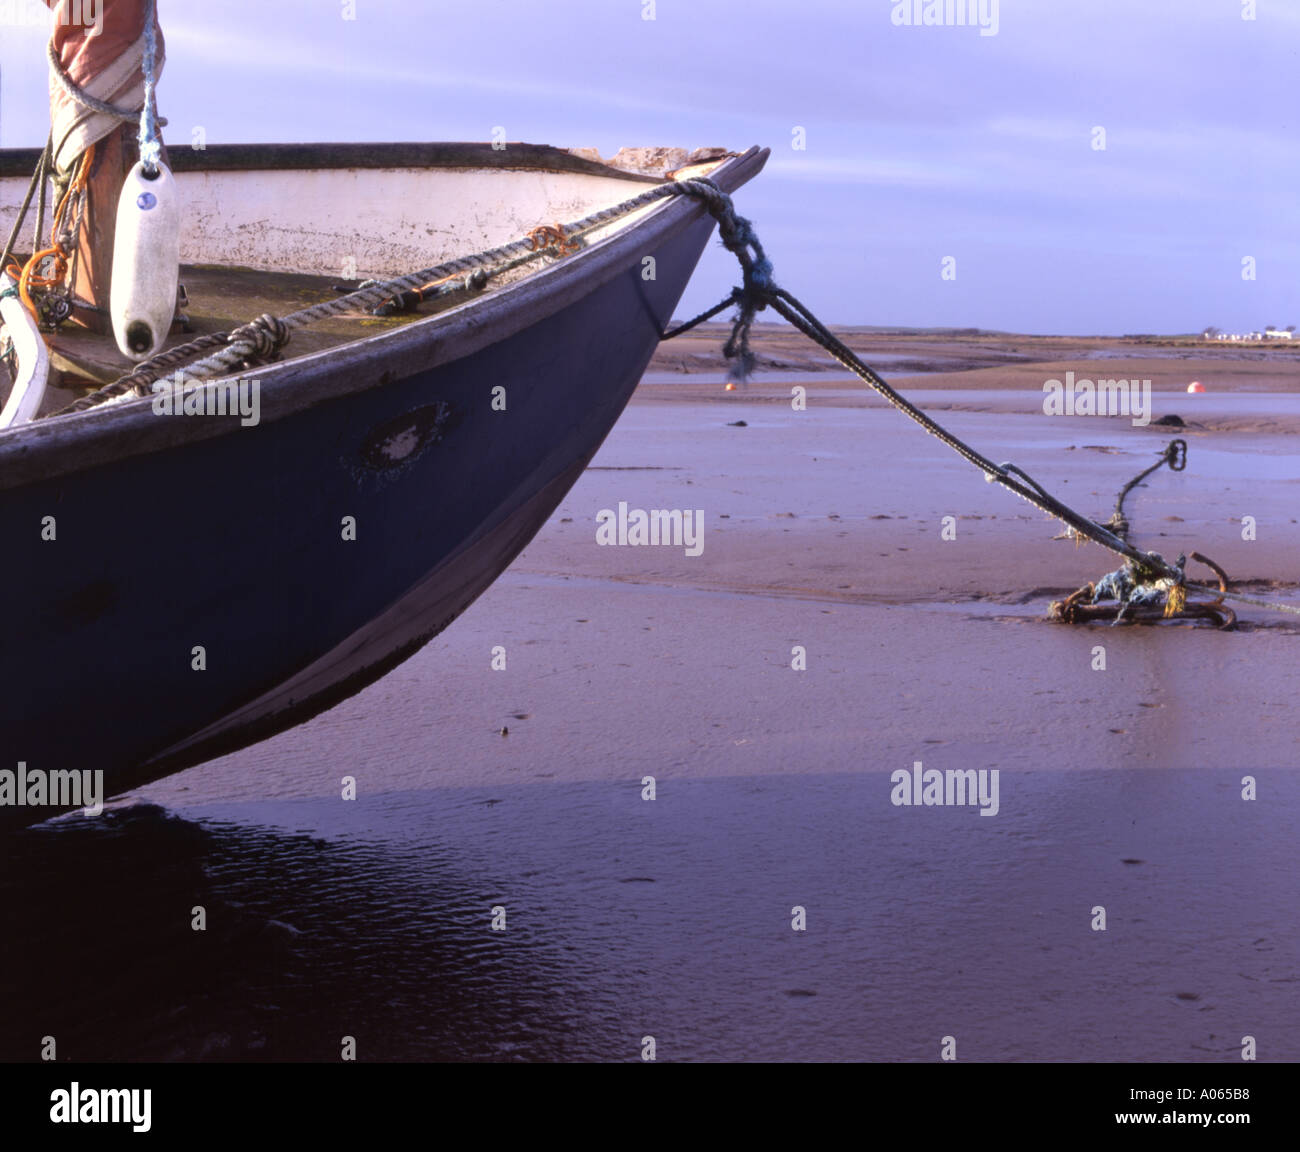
[0,141,665,182]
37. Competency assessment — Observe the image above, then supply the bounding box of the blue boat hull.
[0,149,767,826]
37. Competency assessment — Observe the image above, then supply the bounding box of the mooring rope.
[1107,438,1185,541]
[667,190,1178,578]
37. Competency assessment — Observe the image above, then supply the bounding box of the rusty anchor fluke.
[1050,551,1236,629]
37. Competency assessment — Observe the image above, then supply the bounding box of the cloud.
[3,0,1295,330]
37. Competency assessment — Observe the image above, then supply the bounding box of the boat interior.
[1,142,735,421]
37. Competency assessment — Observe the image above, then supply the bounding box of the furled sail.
[45,0,166,175]
[37,0,174,352]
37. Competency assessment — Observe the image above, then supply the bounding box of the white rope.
[138,0,162,176]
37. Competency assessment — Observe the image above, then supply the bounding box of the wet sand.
[647,323,1300,390]
[45,358,1285,1063]
[7,335,1295,1062]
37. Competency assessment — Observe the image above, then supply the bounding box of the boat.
[0,139,768,828]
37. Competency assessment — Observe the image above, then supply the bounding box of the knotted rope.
[664,180,775,380]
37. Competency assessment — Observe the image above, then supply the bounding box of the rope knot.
[228,314,290,362]
[748,254,775,293]
[664,179,781,378]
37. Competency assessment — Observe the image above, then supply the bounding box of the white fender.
[110,159,181,361]
[0,272,50,428]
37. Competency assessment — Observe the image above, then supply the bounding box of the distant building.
[1203,325,1294,341]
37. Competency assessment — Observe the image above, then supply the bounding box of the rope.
[53,330,237,412]
[764,287,1173,574]
[1107,438,1185,540]
[0,135,51,281]
[1184,583,1300,616]
[664,180,774,378]
[46,38,139,124]
[662,290,742,339]
[138,0,161,176]
[7,145,95,331]
[33,142,49,267]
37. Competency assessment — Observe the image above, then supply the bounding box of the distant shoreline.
[647,323,1300,391]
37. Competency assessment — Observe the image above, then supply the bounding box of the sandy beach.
[23,333,1276,1062]
[5,329,1294,1064]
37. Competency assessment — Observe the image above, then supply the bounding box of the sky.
[1,0,1297,334]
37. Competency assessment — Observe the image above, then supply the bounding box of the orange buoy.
[1187,381,1205,393]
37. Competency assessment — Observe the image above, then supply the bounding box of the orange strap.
[525,223,581,257]
[11,143,95,327]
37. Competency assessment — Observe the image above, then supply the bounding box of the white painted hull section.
[2,164,667,280]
